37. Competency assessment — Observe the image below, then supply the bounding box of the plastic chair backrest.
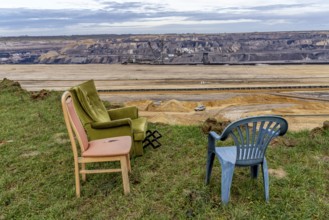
[220,116,288,166]
[62,91,89,152]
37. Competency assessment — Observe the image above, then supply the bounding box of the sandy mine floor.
[1,64,329,131]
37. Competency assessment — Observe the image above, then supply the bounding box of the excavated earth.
[1,64,329,131]
[120,92,329,131]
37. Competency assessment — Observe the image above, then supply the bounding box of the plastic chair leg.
[205,152,215,185]
[221,162,235,204]
[262,158,269,201]
[250,165,259,179]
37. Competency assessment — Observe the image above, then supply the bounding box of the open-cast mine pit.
[1,64,329,131]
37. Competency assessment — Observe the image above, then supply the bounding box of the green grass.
[0,82,328,219]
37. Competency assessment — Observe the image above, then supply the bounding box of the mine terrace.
[0,31,329,65]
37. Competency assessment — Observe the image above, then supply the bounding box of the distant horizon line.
[1,30,329,38]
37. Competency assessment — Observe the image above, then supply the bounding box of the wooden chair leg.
[126,154,131,172]
[74,162,81,198]
[120,156,130,195]
[81,163,86,182]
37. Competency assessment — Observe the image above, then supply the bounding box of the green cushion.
[74,80,110,122]
[91,118,131,129]
[108,106,138,120]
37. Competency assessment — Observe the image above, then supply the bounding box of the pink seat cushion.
[83,136,131,157]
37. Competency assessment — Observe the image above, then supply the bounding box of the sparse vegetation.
[0,81,328,219]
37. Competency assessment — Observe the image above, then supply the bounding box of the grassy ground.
[0,80,328,219]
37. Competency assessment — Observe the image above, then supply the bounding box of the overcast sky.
[1,0,329,36]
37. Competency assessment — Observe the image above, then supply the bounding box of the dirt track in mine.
[1,64,329,131]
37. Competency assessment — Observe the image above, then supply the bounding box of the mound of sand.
[124,93,329,131]
[146,99,191,112]
[126,100,153,111]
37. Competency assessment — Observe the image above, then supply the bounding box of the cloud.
[101,1,145,11]
[0,1,329,36]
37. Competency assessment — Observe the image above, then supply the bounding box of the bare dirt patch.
[123,93,329,131]
[1,64,329,131]
[268,168,287,179]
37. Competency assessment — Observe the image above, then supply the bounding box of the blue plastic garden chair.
[205,116,288,204]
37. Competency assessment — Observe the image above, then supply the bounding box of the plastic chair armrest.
[209,131,222,140]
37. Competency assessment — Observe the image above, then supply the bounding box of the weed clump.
[0,78,23,92]
[201,117,231,134]
[310,120,329,138]
[30,89,50,100]
[0,78,52,100]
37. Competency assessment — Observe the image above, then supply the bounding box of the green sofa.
[69,80,148,156]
